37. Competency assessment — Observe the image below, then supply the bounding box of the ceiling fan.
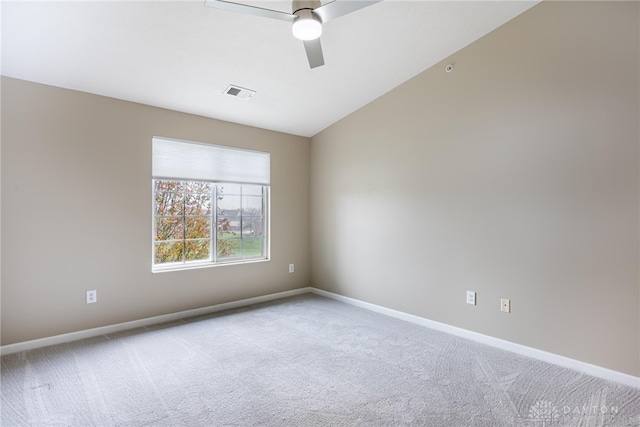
[204,0,382,69]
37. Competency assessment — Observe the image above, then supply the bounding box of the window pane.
[242,217,263,237]
[217,194,240,214]
[185,217,211,239]
[154,241,183,264]
[155,218,184,241]
[242,238,263,257]
[242,185,263,196]
[242,195,263,216]
[154,180,184,192]
[185,240,210,262]
[155,192,184,216]
[217,239,240,258]
[185,181,212,194]
[218,184,241,196]
[185,193,212,216]
[217,217,240,235]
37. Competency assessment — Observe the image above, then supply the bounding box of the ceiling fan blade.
[314,0,382,24]
[303,39,325,68]
[204,0,296,22]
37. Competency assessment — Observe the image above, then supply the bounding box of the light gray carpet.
[1,294,639,426]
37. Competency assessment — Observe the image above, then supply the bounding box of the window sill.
[151,257,269,273]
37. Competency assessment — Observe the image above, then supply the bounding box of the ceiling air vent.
[224,85,255,100]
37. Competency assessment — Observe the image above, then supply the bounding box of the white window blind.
[152,137,270,185]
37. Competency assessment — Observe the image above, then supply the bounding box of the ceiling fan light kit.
[292,10,322,41]
[204,0,382,68]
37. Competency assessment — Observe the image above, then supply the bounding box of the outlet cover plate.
[86,290,97,304]
[466,291,476,305]
[501,298,510,313]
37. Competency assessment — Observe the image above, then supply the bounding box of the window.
[152,137,269,271]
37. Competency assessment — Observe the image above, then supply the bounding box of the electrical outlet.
[86,290,97,304]
[288,263,294,273]
[466,291,476,305]
[501,298,510,313]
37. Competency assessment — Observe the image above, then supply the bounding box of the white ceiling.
[1,0,538,137]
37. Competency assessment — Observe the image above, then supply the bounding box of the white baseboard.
[0,287,312,356]
[309,288,640,389]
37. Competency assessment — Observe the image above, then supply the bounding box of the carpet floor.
[1,294,639,426]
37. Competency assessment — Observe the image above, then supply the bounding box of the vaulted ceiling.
[2,1,538,137]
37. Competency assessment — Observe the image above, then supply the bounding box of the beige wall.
[310,1,640,376]
[1,77,310,345]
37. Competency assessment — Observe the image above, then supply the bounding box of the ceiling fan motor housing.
[293,0,322,14]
